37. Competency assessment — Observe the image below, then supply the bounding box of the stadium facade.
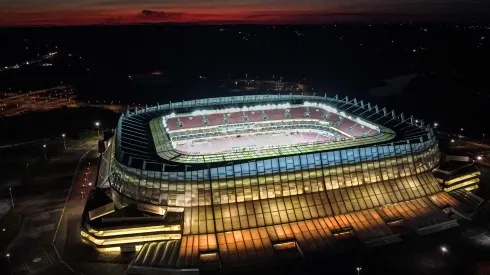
[83,94,482,271]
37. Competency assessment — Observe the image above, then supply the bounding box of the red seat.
[245,111,263,122]
[206,114,223,126]
[289,107,307,119]
[350,124,366,137]
[336,118,355,133]
[265,109,285,120]
[326,113,341,122]
[226,112,244,124]
[309,108,327,120]
[182,116,203,128]
[166,118,180,131]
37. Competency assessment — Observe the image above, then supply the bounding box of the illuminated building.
[83,94,482,271]
[433,158,481,192]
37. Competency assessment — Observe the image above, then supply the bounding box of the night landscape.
[1,1,490,275]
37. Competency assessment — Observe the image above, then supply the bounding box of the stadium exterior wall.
[103,133,441,210]
[89,95,452,243]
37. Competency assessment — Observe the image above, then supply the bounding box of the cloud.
[139,9,183,20]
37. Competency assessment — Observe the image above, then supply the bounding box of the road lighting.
[477,156,483,161]
[42,144,47,160]
[61,133,66,149]
[26,162,30,183]
[6,253,10,264]
[95,121,100,136]
[440,246,448,256]
[434,122,438,128]
[356,267,362,275]
[8,188,14,208]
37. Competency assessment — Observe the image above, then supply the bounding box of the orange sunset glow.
[0,1,489,26]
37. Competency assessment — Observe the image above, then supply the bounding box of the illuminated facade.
[83,94,480,270]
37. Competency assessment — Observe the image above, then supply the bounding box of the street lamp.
[25,162,30,183]
[450,139,455,143]
[6,253,10,264]
[477,156,483,161]
[42,144,47,160]
[434,122,438,128]
[356,267,362,275]
[61,133,66,149]
[8,188,14,208]
[441,246,448,256]
[95,121,100,136]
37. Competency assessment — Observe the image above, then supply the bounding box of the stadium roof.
[116,94,435,171]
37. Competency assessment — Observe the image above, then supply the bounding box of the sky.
[0,0,489,26]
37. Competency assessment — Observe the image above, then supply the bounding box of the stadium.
[83,94,483,272]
